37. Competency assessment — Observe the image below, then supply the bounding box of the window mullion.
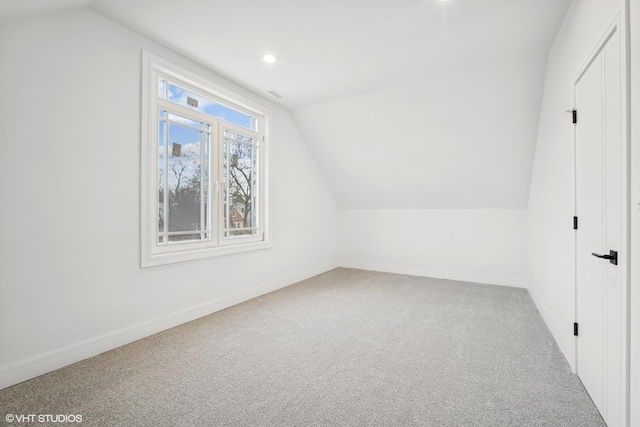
[163,113,169,244]
[224,131,230,241]
[252,145,258,231]
[200,126,207,241]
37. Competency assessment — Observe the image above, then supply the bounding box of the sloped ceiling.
[1,0,572,209]
[292,55,548,208]
[0,0,92,18]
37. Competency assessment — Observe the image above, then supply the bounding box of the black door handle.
[591,250,618,265]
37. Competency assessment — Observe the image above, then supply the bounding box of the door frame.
[572,14,630,427]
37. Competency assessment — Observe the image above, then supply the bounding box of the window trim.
[141,51,270,268]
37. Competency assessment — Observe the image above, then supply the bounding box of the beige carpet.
[0,268,605,426]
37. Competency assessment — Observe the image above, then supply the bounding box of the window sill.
[141,240,272,268]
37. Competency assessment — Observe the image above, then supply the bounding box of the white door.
[575,26,622,427]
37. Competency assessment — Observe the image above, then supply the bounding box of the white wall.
[629,0,640,425]
[529,0,637,422]
[297,54,541,291]
[339,209,528,288]
[527,0,637,425]
[529,0,640,427]
[0,8,338,389]
[527,0,623,365]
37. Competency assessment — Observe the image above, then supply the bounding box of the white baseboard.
[339,260,528,288]
[528,285,575,372]
[0,262,339,391]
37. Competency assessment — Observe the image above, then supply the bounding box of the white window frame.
[141,51,270,267]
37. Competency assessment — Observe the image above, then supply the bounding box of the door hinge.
[574,322,579,336]
[572,109,577,124]
[573,216,578,230]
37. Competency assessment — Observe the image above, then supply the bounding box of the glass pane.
[166,82,257,131]
[158,114,210,242]
[223,130,258,238]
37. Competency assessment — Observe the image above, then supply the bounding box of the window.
[142,52,269,267]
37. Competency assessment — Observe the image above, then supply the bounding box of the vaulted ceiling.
[1,0,572,208]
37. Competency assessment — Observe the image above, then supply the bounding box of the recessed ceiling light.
[263,54,278,63]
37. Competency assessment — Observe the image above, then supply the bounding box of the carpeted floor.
[0,268,605,426]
